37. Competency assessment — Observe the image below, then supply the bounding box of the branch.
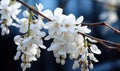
[78,32,120,51]
[81,22,120,34]
[16,0,52,21]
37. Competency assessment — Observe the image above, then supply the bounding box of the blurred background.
[0,0,120,71]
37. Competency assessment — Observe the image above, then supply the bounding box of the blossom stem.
[27,10,33,36]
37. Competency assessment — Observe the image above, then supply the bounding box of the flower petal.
[54,7,63,16]
[75,16,84,24]
[89,53,98,62]
[90,45,101,54]
[42,9,54,19]
[39,44,46,49]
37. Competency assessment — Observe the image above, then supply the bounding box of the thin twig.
[100,42,120,51]
[78,32,120,51]
[81,22,120,34]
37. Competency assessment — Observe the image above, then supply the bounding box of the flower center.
[65,24,70,28]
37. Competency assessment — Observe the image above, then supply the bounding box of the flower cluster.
[13,4,46,71]
[0,0,102,71]
[44,8,101,71]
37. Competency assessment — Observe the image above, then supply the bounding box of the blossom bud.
[14,51,21,60]
[37,54,41,58]
[0,24,5,28]
[61,59,65,65]
[17,46,21,51]
[14,35,21,45]
[81,55,85,62]
[26,63,31,68]
[6,29,10,34]
[89,63,93,69]
[1,27,6,36]
[21,63,26,71]
[90,45,101,54]
[21,54,25,61]
[83,48,88,54]
[72,61,80,69]
[89,53,98,62]
[56,57,60,63]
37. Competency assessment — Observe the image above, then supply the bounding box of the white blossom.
[60,14,76,33]
[0,0,21,20]
[0,0,21,35]
[0,0,12,19]
[10,2,21,21]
